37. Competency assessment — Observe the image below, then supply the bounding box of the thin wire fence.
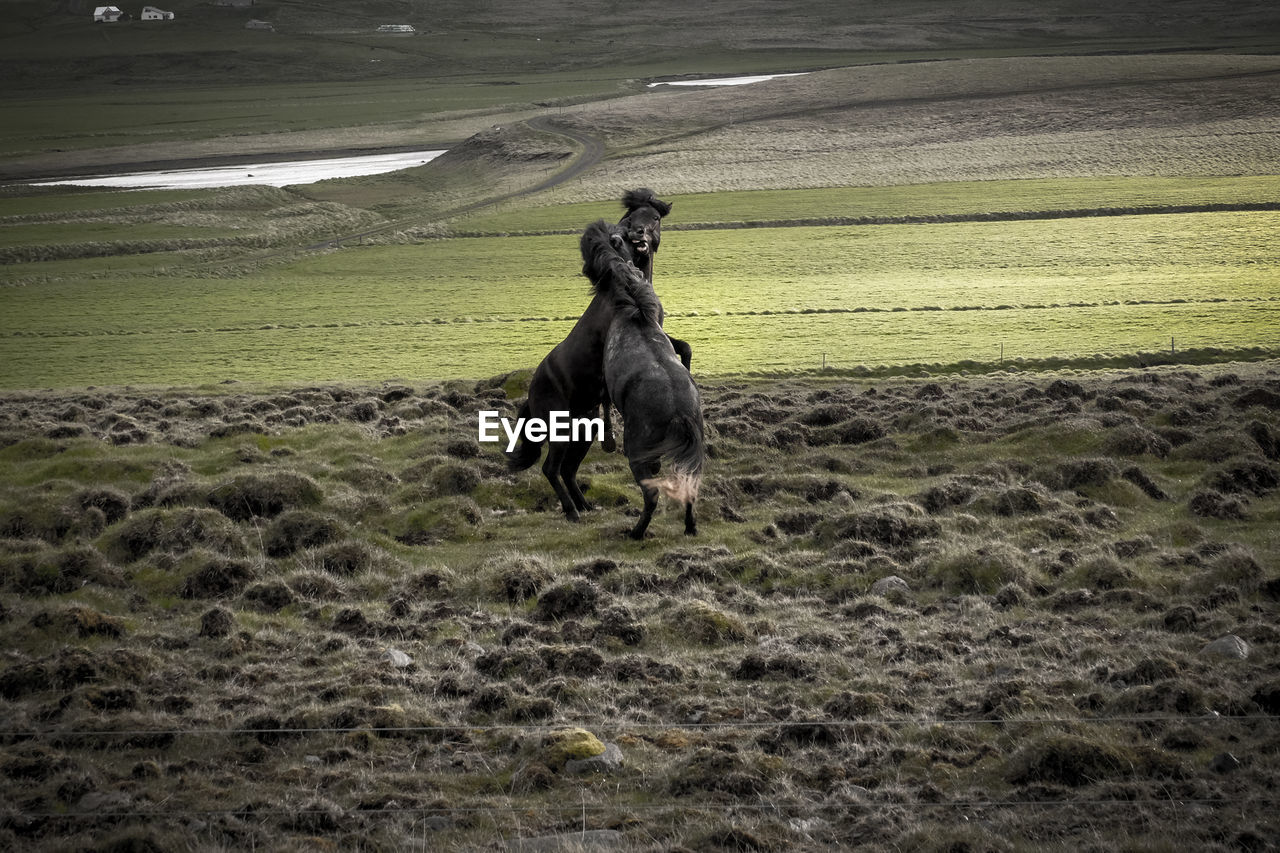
[16,797,1277,822]
[3,711,1276,740]
[7,714,1275,830]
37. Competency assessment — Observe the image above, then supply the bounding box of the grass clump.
[261,509,344,557]
[483,554,555,603]
[426,460,482,496]
[178,550,256,599]
[664,600,749,645]
[533,578,602,622]
[206,471,323,521]
[101,507,246,563]
[1006,733,1184,786]
[391,497,482,544]
[1185,546,1265,595]
[923,542,1030,594]
[1,544,120,595]
[668,746,773,796]
[815,508,940,550]
[309,540,388,576]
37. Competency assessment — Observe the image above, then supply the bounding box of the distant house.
[245,19,273,30]
[93,6,124,22]
[376,24,415,34]
[141,6,174,20]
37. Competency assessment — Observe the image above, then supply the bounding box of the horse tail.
[641,413,705,504]
[504,399,543,472]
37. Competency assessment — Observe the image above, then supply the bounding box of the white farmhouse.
[93,6,124,22]
[141,6,174,20]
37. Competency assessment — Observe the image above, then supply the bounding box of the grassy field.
[3,3,1280,848]
[1,365,1277,850]
[2,187,1277,387]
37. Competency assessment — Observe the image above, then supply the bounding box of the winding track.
[301,115,605,251]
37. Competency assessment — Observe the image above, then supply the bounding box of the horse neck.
[616,263,663,327]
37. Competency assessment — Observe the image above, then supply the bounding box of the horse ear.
[653,198,672,218]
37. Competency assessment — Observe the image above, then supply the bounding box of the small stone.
[75,791,132,813]
[1201,634,1249,660]
[870,575,910,598]
[381,648,413,668]
[1208,752,1241,774]
[541,728,606,769]
[564,742,624,775]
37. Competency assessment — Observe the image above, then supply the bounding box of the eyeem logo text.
[478,410,605,452]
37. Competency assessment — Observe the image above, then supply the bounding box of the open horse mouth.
[629,238,651,256]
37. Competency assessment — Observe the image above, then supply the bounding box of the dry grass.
[536,55,1280,201]
[0,361,1277,849]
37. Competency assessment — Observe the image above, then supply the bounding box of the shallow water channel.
[31,73,803,190]
[32,149,447,191]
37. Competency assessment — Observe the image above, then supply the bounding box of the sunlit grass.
[2,194,1276,387]
[454,176,1280,233]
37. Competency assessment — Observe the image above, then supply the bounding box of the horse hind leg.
[627,460,660,540]
[683,500,697,536]
[600,394,617,453]
[541,443,581,521]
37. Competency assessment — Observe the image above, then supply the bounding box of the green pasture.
[0,188,208,218]
[456,176,1280,233]
[2,187,1276,387]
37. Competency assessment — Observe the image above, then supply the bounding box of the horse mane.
[579,220,662,326]
[621,187,672,218]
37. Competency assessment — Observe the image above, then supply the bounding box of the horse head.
[619,188,672,280]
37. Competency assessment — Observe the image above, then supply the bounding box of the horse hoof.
[602,436,617,453]
[684,527,697,536]
[564,510,581,523]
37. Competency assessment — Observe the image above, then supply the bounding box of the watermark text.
[478,410,604,453]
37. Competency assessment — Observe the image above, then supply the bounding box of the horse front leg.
[560,439,594,513]
[683,500,697,536]
[668,336,692,371]
[542,443,580,522]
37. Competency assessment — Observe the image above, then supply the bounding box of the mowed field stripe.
[3,296,1276,341]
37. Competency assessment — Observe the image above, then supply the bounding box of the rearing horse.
[506,189,679,521]
[582,220,705,539]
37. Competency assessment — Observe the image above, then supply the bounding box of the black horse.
[619,188,692,371]
[506,189,676,521]
[583,220,705,539]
